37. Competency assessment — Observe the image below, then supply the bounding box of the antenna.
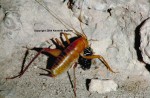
[35,0,82,36]
[78,0,87,38]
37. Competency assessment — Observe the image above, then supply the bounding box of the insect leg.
[73,62,78,97]
[38,67,55,77]
[51,38,64,50]
[37,48,63,77]
[60,32,71,44]
[6,49,44,79]
[81,55,116,73]
[6,48,62,80]
[54,38,65,48]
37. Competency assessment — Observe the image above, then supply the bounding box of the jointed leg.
[60,32,71,44]
[81,55,115,73]
[38,67,55,77]
[6,48,61,80]
[54,38,65,48]
[6,49,43,79]
[73,62,78,97]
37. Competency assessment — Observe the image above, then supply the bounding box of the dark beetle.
[78,47,93,70]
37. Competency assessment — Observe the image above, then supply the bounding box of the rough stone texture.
[89,79,118,94]
[0,0,150,98]
[140,18,150,64]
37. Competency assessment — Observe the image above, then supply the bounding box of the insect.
[6,0,116,97]
[78,47,93,70]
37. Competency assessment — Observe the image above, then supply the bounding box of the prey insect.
[6,0,116,97]
[78,47,93,70]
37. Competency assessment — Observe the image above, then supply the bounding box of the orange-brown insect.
[6,0,115,97]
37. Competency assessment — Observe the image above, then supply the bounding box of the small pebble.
[89,79,118,94]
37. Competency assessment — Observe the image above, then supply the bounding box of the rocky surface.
[0,0,150,98]
[140,18,150,64]
[89,79,118,94]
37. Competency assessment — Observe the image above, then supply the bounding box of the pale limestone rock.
[140,18,150,64]
[0,7,5,22]
[89,79,118,94]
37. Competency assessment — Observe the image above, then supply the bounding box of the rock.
[0,7,5,22]
[140,18,150,64]
[89,79,118,94]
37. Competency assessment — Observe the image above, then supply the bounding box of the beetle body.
[78,47,93,70]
